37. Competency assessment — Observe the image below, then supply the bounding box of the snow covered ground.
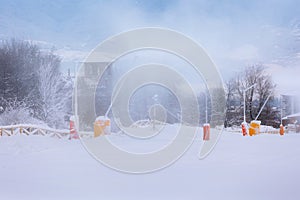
[0,126,300,200]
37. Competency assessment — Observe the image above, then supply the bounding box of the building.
[282,112,300,133]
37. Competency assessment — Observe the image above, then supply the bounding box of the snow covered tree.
[0,39,72,128]
[37,53,73,128]
[0,39,41,112]
[0,97,46,126]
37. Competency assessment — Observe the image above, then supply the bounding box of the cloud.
[227,44,260,61]
[1,0,299,91]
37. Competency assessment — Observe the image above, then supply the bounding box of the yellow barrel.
[94,116,111,137]
[249,120,261,136]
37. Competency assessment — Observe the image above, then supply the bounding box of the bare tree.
[236,65,276,120]
[225,64,278,127]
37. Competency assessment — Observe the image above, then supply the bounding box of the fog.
[1,0,299,103]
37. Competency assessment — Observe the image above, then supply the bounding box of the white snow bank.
[0,126,300,200]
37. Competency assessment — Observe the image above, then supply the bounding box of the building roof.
[282,112,300,120]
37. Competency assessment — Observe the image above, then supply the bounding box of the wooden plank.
[55,133,62,139]
[30,128,38,135]
[22,128,30,135]
[39,129,46,136]
[3,129,11,136]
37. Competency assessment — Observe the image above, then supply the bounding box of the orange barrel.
[94,116,111,137]
[203,123,210,141]
[69,116,79,139]
[241,122,247,136]
[279,124,284,136]
[249,120,261,136]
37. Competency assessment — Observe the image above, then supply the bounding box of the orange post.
[203,123,210,141]
[242,122,247,136]
[279,124,284,136]
[69,116,79,139]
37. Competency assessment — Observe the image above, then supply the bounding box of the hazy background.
[0,0,299,95]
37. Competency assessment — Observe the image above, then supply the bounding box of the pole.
[105,103,112,118]
[280,94,284,135]
[280,95,283,125]
[104,74,127,118]
[243,84,256,123]
[203,91,210,141]
[153,104,156,130]
[205,92,208,124]
[255,93,272,120]
[243,90,246,123]
[241,84,256,136]
[74,64,79,132]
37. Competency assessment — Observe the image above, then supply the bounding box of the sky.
[0,0,300,95]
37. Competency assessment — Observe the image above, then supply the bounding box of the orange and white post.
[241,122,247,136]
[203,92,210,141]
[69,116,79,139]
[280,124,284,136]
[203,123,210,141]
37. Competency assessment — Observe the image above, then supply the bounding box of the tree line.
[0,39,280,129]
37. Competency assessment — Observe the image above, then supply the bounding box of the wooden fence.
[0,124,70,138]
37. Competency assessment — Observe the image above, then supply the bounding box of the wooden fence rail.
[0,124,70,138]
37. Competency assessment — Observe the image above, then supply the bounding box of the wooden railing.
[0,123,292,139]
[0,124,70,138]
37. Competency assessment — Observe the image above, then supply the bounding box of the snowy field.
[0,126,300,200]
